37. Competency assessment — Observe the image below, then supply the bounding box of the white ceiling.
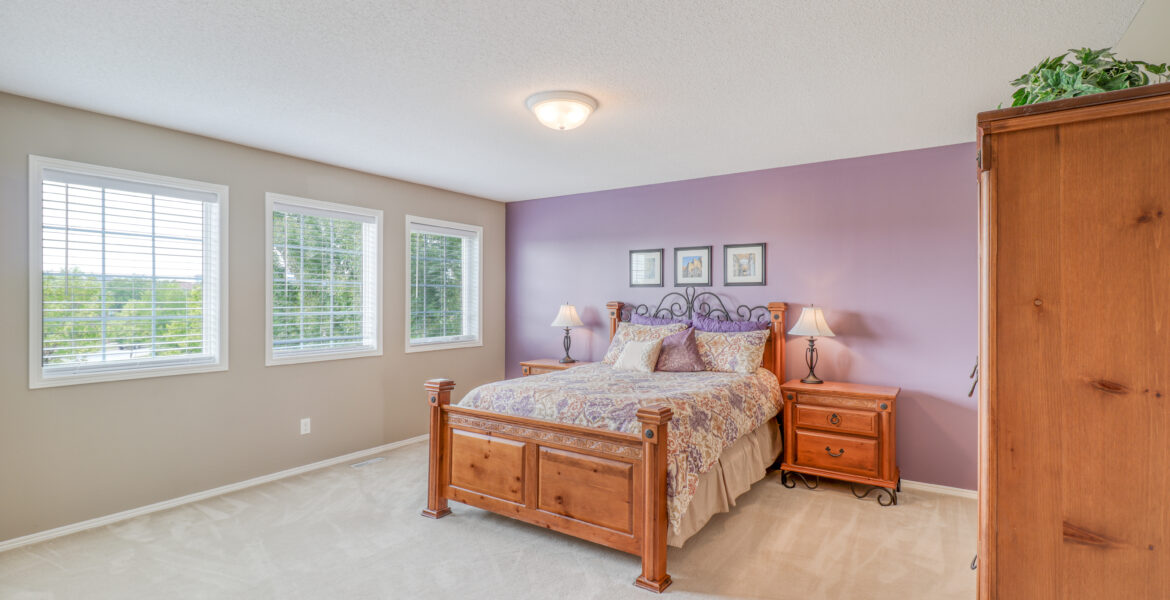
[0,1,1144,202]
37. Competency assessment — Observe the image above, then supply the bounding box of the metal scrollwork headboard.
[605,288,788,382]
[623,287,770,323]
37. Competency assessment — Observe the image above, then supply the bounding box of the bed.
[422,289,787,592]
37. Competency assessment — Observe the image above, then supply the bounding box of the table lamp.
[787,305,835,384]
[550,303,584,363]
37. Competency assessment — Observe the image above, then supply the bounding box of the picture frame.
[629,248,664,287]
[723,243,766,286]
[674,246,712,287]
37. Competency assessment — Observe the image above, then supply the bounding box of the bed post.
[767,302,788,383]
[421,378,454,519]
[606,301,624,342]
[634,404,673,593]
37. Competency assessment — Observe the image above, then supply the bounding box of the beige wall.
[0,93,506,541]
[1116,0,1170,60]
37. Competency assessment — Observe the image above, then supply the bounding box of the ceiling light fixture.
[525,91,597,131]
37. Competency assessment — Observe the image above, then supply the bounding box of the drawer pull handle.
[825,446,845,457]
[829,413,841,425]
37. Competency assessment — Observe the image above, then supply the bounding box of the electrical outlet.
[300,418,311,435]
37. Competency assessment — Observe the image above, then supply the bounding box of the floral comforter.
[457,363,781,532]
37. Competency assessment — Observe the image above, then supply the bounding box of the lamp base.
[559,327,576,364]
[801,337,824,384]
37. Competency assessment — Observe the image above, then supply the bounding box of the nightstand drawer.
[523,366,557,376]
[793,404,877,437]
[793,430,878,478]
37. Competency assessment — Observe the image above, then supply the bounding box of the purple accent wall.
[505,143,978,490]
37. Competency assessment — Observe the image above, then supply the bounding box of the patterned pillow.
[603,322,689,364]
[655,328,705,372]
[613,339,664,373]
[692,313,771,333]
[694,329,770,374]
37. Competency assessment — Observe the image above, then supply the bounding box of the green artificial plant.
[1008,47,1170,107]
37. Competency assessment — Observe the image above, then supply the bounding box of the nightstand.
[779,379,901,505]
[519,359,591,376]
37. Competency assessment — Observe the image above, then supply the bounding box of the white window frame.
[404,215,484,353]
[27,155,230,388]
[265,193,383,366]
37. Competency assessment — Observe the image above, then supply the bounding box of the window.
[29,156,228,388]
[266,194,382,365]
[406,216,482,352]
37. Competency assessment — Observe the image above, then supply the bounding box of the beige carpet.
[0,441,976,599]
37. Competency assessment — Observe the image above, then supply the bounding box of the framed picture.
[723,243,766,286]
[674,246,712,287]
[629,248,664,287]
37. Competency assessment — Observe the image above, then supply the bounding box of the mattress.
[457,362,782,533]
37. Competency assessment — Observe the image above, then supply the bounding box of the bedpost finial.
[636,404,673,424]
[425,378,456,392]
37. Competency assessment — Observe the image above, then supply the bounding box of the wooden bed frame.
[422,288,787,592]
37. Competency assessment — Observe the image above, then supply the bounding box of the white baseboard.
[900,479,977,500]
[0,434,429,553]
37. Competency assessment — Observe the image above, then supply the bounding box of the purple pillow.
[655,328,705,372]
[692,313,770,333]
[631,313,691,327]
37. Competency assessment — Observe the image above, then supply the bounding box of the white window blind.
[406,216,482,351]
[30,156,228,387]
[267,194,381,365]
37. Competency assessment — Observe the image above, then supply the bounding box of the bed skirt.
[668,418,782,547]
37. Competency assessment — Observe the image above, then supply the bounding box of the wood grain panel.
[445,486,640,554]
[1053,109,1170,599]
[793,429,878,478]
[538,447,634,533]
[448,429,525,504]
[991,124,1064,599]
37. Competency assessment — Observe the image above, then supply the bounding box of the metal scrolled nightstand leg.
[850,482,897,506]
[780,470,820,490]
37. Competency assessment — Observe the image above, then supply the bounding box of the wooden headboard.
[605,287,787,382]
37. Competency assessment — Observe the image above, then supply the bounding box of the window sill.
[31,360,228,389]
[404,339,484,353]
[266,347,382,367]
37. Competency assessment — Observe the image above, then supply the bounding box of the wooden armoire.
[977,83,1170,599]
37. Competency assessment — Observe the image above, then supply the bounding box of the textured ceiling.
[0,1,1143,201]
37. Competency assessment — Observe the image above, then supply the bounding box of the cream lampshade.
[787,306,835,384]
[550,304,584,363]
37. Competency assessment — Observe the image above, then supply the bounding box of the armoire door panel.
[992,125,1065,599]
[980,85,1170,600]
[1054,110,1170,599]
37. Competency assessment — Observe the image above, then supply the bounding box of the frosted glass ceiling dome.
[525,91,598,131]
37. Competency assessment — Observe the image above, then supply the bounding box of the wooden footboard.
[422,379,674,592]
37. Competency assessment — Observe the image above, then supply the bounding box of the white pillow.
[613,339,664,373]
[602,322,688,364]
